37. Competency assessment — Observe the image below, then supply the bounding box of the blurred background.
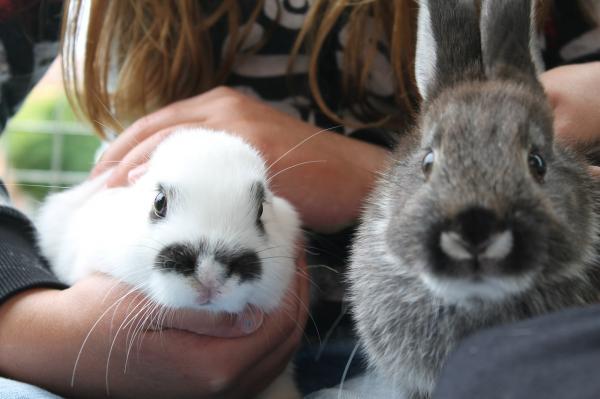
[0,60,100,214]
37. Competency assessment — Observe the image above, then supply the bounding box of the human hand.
[91,86,390,233]
[541,62,600,146]
[540,62,600,177]
[0,255,308,398]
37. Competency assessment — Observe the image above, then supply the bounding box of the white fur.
[439,232,472,260]
[439,230,513,261]
[415,0,437,99]
[482,230,513,260]
[36,128,301,398]
[421,272,535,305]
[37,128,300,313]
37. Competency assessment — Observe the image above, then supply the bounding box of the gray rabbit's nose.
[440,230,513,261]
[440,207,513,261]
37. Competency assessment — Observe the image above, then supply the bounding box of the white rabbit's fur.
[38,128,300,312]
[36,128,301,398]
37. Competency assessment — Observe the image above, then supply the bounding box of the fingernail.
[128,163,149,184]
[240,310,264,334]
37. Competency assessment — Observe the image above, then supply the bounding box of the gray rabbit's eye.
[422,151,435,177]
[528,151,546,181]
[152,190,168,220]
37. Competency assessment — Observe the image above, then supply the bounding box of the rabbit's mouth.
[420,271,536,305]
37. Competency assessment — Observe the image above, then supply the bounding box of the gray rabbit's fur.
[348,0,600,398]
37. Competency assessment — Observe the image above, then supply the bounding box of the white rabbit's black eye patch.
[155,243,199,276]
[217,249,262,282]
[155,242,262,282]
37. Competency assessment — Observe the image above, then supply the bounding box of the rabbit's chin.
[420,272,536,306]
[141,272,257,314]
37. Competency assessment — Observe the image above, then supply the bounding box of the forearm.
[541,62,600,146]
[0,288,69,393]
[278,132,391,233]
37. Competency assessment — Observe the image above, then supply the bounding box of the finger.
[234,320,304,398]
[233,258,309,397]
[103,130,170,187]
[104,122,215,187]
[242,252,310,363]
[91,108,202,178]
[92,87,240,177]
[132,255,308,394]
[127,163,149,185]
[189,253,307,363]
[107,255,304,339]
[163,306,264,338]
[84,274,263,339]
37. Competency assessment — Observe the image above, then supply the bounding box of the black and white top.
[0,0,598,305]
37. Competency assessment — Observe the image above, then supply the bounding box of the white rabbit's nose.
[192,280,221,305]
[440,230,513,261]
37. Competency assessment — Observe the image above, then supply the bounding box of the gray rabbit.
[348,0,600,398]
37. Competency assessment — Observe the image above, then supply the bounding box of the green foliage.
[2,88,101,200]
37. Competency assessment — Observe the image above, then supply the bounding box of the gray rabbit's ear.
[480,0,542,87]
[415,0,483,101]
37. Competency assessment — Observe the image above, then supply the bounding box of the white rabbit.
[36,128,302,398]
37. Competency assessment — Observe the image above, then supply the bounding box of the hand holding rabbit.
[92,86,389,233]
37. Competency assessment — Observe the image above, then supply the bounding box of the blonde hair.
[61,0,417,138]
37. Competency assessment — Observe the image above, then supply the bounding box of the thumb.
[160,306,264,338]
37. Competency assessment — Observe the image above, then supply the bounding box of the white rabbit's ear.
[480,0,542,87]
[415,0,483,101]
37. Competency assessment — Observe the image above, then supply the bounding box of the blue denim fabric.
[0,377,62,399]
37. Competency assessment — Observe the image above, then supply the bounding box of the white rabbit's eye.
[153,191,168,219]
[257,202,264,220]
[528,151,546,182]
[422,151,434,177]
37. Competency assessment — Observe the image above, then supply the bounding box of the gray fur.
[416,0,483,100]
[481,0,541,85]
[348,1,600,398]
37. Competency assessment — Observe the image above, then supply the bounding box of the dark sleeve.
[0,1,66,305]
[0,197,67,302]
[433,304,600,399]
